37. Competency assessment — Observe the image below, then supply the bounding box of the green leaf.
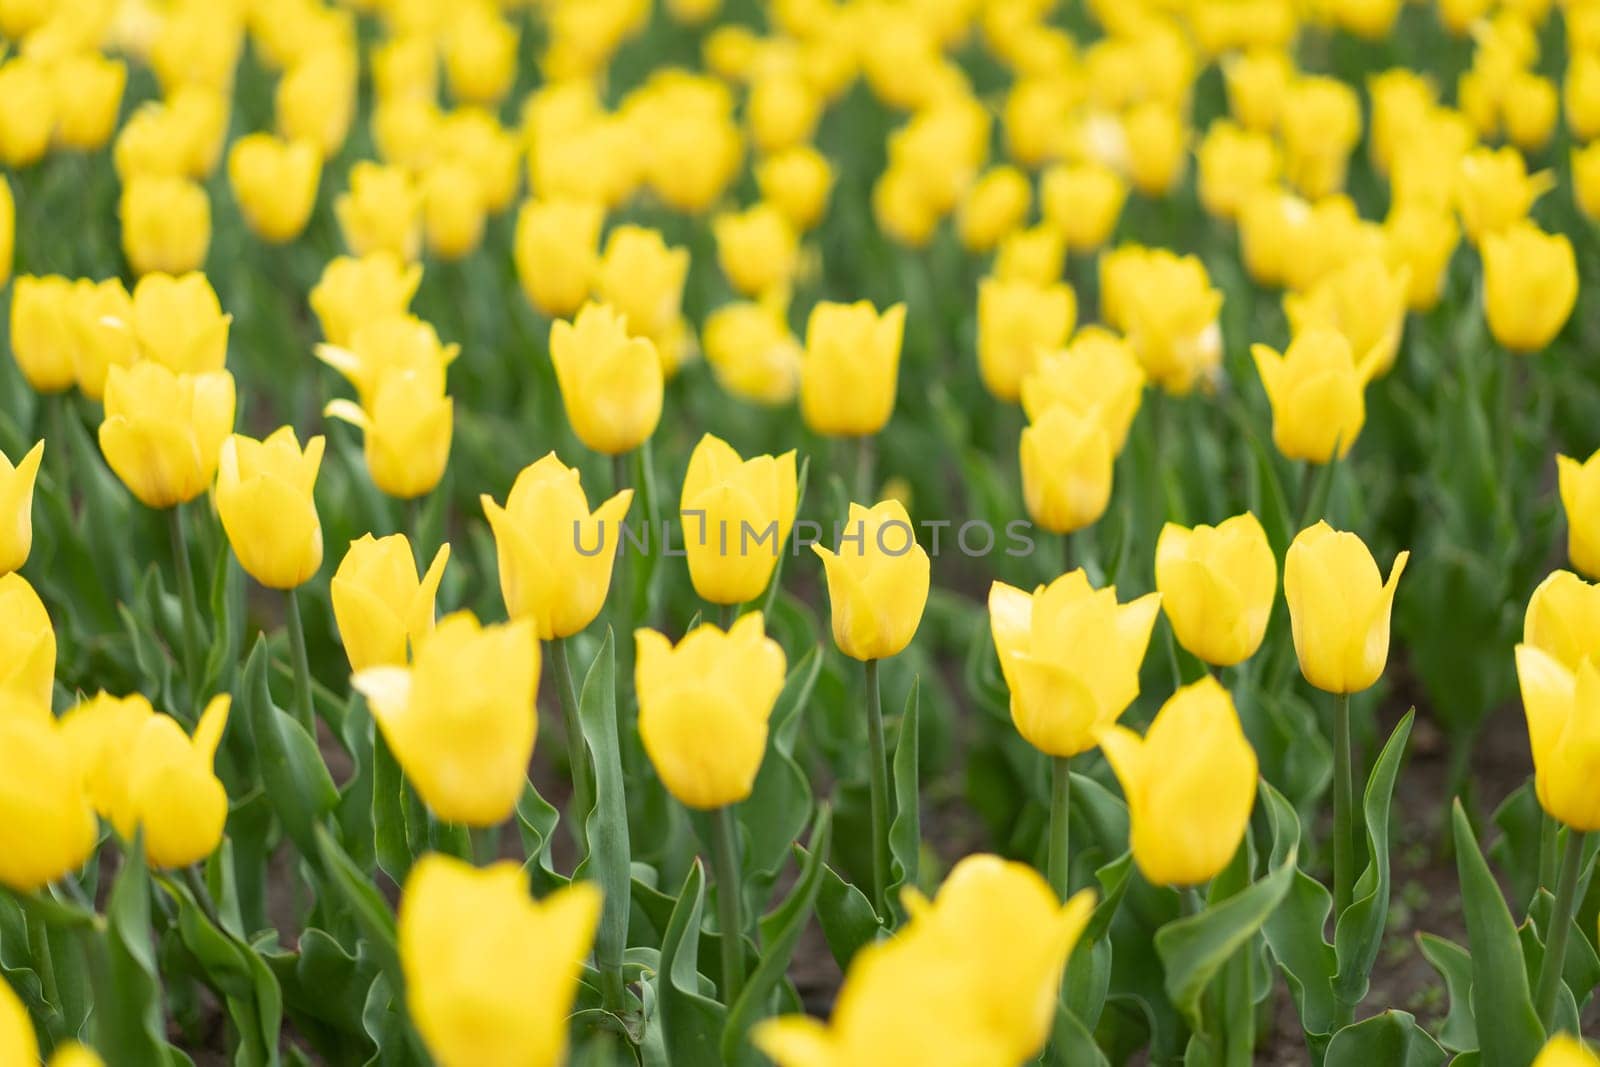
[885,679,920,922]
[737,649,821,889]
[1262,777,1339,1054]
[721,808,833,1064]
[1450,799,1545,1067]
[1324,1011,1446,1067]
[759,455,810,620]
[1334,710,1415,1005]
[370,724,412,887]
[313,825,401,995]
[1048,1000,1112,1067]
[160,875,282,1067]
[815,863,879,971]
[1416,934,1476,1054]
[515,779,567,893]
[242,638,338,862]
[1490,783,1544,918]
[655,862,726,1067]
[93,838,179,1066]
[572,630,632,1013]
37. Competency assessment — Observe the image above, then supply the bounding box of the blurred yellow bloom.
[1223,49,1293,133]
[1021,328,1145,453]
[336,162,422,263]
[442,3,518,106]
[60,691,155,822]
[67,277,138,401]
[748,67,822,154]
[1482,221,1577,354]
[530,116,640,209]
[310,253,423,347]
[371,97,441,172]
[0,177,9,290]
[976,277,1076,403]
[1283,255,1410,382]
[481,452,634,639]
[1100,676,1258,886]
[756,145,834,232]
[316,314,458,409]
[331,534,449,673]
[9,275,76,393]
[0,0,51,38]
[1197,120,1280,221]
[681,434,798,606]
[126,271,230,374]
[1251,329,1366,465]
[1568,53,1600,142]
[1124,101,1188,197]
[595,224,689,352]
[228,134,321,244]
[669,0,723,23]
[434,109,522,213]
[1003,77,1072,168]
[1383,205,1460,312]
[420,161,487,261]
[993,224,1066,286]
[635,97,743,215]
[1020,405,1113,534]
[800,300,906,437]
[513,198,604,319]
[636,613,786,808]
[1237,188,1307,288]
[813,499,931,661]
[277,46,357,158]
[1575,143,1600,223]
[49,52,125,151]
[0,711,96,891]
[1367,69,1437,178]
[1040,161,1126,252]
[0,442,42,579]
[886,98,989,216]
[1156,513,1277,667]
[1280,76,1362,197]
[703,295,803,405]
[356,619,536,824]
[714,202,799,298]
[1457,146,1554,245]
[549,302,663,454]
[110,696,230,868]
[372,34,438,102]
[1122,251,1223,394]
[0,58,53,167]
[872,165,940,249]
[1501,70,1558,151]
[1330,0,1402,36]
[1524,570,1600,673]
[989,571,1160,757]
[1559,450,1600,579]
[217,427,325,590]
[99,363,235,510]
[398,855,599,1067]
[121,175,210,276]
[1438,0,1493,32]
[147,4,244,95]
[326,369,453,500]
[1282,195,1387,293]
[1284,522,1408,694]
[957,165,1031,254]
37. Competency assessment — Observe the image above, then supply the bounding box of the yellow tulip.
[1223,49,1293,133]
[227,133,321,244]
[481,452,634,639]
[147,5,244,94]
[354,612,538,826]
[993,224,1067,286]
[813,500,931,661]
[0,976,37,1063]
[1100,676,1258,886]
[1020,405,1113,535]
[0,442,42,577]
[513,198,605,319]
[0,711,96,891]
[1569,53,1600,142]
[129,271,231,374]
[9,275,77,393]
[747,67,822,154]
[1156,514,1277,667]
[1196,120,1280,221]
[714,202,799,298]
[1236,188,1307,289]
[372,98,441,172]
[1575,143,1600,223]
[956,165,1031,254]
[1517,644,1600,831]
[1040,161,1127,253]
[1284,522,1409,694]
[372,34,437,101]
[436,109,520,210]
[530,118,640,209]
[1524,570,1600,673]
[99,363,236,510]
[636,106,743,217]
[1457,146,1554,245]
[336,162,422,263]
[331,534,449,673]
[277,47,357,158]
[1438,0,1492,32]
[1482,221,1577,354]
[872,165,939,250]
[114,89,230,182]
[703,296,803,405]
[755,145,834,232]
[989,571,1161,757]
[1503,70,1558,152]
[1251,329,1366,465]
[1283,255,1409,382]
[66,277,138,402]
[59,691,155,818]
[1122,251,1223,394]
[799,301,906,437]
[0,58,53,168]
[976,278,1076,404]
[1367,69,1437,178]
[1532,1034,1600,1067]
[315,314,458,410]
[421,162,487,262]
[1021,328,1146,454]
[549,302,663,455]
[0,573,53,707]
[309,253,423,347]
[109,696,230,869]
[635,613,787,809]
[680,434,798,606]
[1559,450,1600,580]
[121,175,211,277]
[47,52,123,152]
[398,855,599,1067]
[325,369,453,501]
[594,225,690,349]
[442,3,518,106]
[1280,76,1362,198]
[216,428,325,590]
[1125,101,1189,197]
[1383,205,1460,313]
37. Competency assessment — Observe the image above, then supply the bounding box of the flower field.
[5,0,1600,1063]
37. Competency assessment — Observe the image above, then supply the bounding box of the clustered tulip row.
[5,0,1600,1065]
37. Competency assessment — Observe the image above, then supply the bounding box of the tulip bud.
[748,67,821,153]
[1283,255,1409,382]
[121,175,211,276]
[398,855,599,1067]
[755,145,834,232]
[128,271,231,374]
[310,253,423,347]
[1367,69,1436,178]
[481,452,634,639]
[635,613,786,809]
[1482,221,1577,354]
[1156,514,1277,667]
[976,278,1076,404]
[993,224,1066,286]
[1020,405,1114,534]
[372,34,437,101]
[0,573,53,707]
[0,442,42,577]
[1280,76,1361,198]
[1569,54,1600,141]
[48,53,125,151]
[326,368,453,500]
[1125,101,1189,196]
[442,4,518,106]
[989,572,1161,756]
[216,428,325,589]
[1196,120,1280,221]
[873,165,940,249]
[1100,676,1258,886]
[331,534,449,672]
[1457,146,1554,245]
[548,302,664,455]
[99,363,236,510]
[1383,205,1459,312]
[956,165,1030,254]
[1559,450,1600,580]
[113,90,229,182]
[228,133,321,244]
[415,161,485,262]
[0,712,97,891]
[1122,251,1223,394]
[336,162,422,263]
[1039,161,1127,253]
[595,225,690,350]
[9,275,77,393]
[66,277,138,401]
[714,202,799,298]
[681,435,798,606]
[800,301,906,437]
[703,295,803,405]
[1516,644,1600,831]
[277,47,356,158]
[1503,71,1558,152]
[1223,49,1293,132]
[0,58,53,167]
[354,612,538,825]
[813,500,931,661]
[641,109,743,216]
[513,198,605,319]
[1524,570,1600,674]
[1251,329,1366,465]
[109,696,230,868]
[1284,522,1408,694]
[1021,328,1146,454]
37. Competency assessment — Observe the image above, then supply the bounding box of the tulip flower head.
[1283,255,1410,382]
[99,363,236,509]
[595,225,690,353]
[1481,221,1577,354]
[9,275,78,393]
[1156,513,1278,667]
[799,300,907,437]
[1456,146,1554,244]
[228,133,321,243]
[310,253,424,347]
[0,710,97,892]
[1121,250,1223,394]
[1039,160,1127,252]
[976,277,1076,403]
[0,441,42,576]
[66,277,138,401]
[315,313,458,409]
[1020,328,1146,455]
[1196,120,1281,221]
[126,271,231,374]
[702,295,804,405]
[0,574,54,707]
[1020,405,1114,534]
[548,302,664,455]
[216,428,325,590]
[813,500,931,661]
[1531,1035,1600,1067]
[714,202,799,297]
[1284,522,1408,694]
[336,161,422,263]
[331,534,450,672]
[326,368,453,500]
[110,696,231,869]
[121,175,211,276]
[59,691,156,818]
[957,165,1031,254]
[1251,329,1366,464]
[512,198,606,319]
[680,434,798,605]
[755,145,835,232]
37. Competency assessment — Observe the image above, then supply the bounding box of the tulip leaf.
[1323,1011,1446,1067]
[1489,782,1545,917]
[1333,709,1415,1006]
[1261,771,1342,1055]
[312,824,402,996]
[94,837,183,1066]
[1047,1000,1112,1067]
[1229,396,1295,559]
[371,728,413,887]
[1449,799,1546,1067]
[515,778,569,893]
[655,861,726,1067]
[815,862,880,970]
[0,886,98,932]
[1416,934,1476,1054]
[738,647,821,889]
[721,807,833,1065]
[759,455,810,621]
[885,679,921,923]
[242,637,339,863]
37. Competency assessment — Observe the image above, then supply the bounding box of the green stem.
[1534,827,1586,1028]
[168,505,204,707]
[27,914,57,1008]
[285,589,316,735]
[551,638,593,855]
[717,602,737,629]
[854,435,874,502]
[710,805,745,1007]
[611,452,630,497]
[1048,755,1071,902]
[1332,692,1355,917]
[864,658,891,920]
[183,866,226,932]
